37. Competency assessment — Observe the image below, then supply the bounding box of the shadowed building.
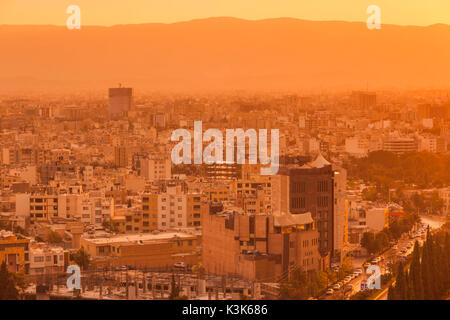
[108,87,133,118]
[202,205,321,281]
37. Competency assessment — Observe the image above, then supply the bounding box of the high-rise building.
[351,91,376,109]
[202,207,320,281]
[114,146,128,168]
[108,87,133,118]
[274,154,336,266]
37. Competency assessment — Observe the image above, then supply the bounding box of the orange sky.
[1,0,449,26]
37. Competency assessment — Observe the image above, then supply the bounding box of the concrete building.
[0,230,29,273]
[108,87,133,118]
[29,243,67,275]
[202,207,321,281]
[275,154,336,264]
[81,231,199,269]
[140,156,172,181]
[382,137,418,154]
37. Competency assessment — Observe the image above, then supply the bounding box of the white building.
[29,244,66,275]
[140,156,171,181]
[157,185,187,231]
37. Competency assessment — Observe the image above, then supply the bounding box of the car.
[326,288,334,295]
[331,266,339,272]
[174,262,186,269]
[406,243,412,249]
[400,248,407,253]
[392,245,398,250]
[353,272,360,278]
[120,265,128,271]
[363,262,371,268]
[332,284,341,290]
[344,276,352,283]
[345,284,354,292]
[354,268,362,275]
[371,259,378,264]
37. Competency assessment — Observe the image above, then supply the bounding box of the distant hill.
[1,17,450,92]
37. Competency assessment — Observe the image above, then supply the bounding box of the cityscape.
[0,0,449,304]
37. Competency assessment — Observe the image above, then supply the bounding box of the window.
[317,181,329,192]
[292,197,306,209]
[292,181,306,193]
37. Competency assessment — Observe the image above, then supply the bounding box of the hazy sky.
[1,0,449,26]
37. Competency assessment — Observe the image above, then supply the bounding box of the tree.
[279,267,309,299]
[71,246,90,270]
[0,262,19,300]
[362,187,378,201]
[47,231,63,243]
[169,274,181,299]
[409,241,424,299]
[361,232,376,254]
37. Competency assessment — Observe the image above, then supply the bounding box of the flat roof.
[83,232,196,245]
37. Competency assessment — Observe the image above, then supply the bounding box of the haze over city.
[0,0,449,305]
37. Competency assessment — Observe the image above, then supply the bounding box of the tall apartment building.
[114,146,128,168]
[140,156,172,181]
[202,207,321,281]
[274,154,336,265]
[351,91,377,109]
[112,187,204,234]
[30,194,59,223]
[108,87,133,118]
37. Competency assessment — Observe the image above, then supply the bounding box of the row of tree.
[360,230,390,255]
[388,230,450,300]
[279,257,354,299]
[0,262,19,300]
[360,213,419,255]
[348,151,450,191]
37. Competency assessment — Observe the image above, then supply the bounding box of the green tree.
[0,262,19,300]
[409,241,424,299]
[169,273,181,299]
[71,246,90,270]
[47,231,63,243]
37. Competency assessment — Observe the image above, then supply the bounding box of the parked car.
[174,262,186,269]
[332,284,341,290]
[326,288,334,295]
[363,262,371,268]
[392,245,398,250]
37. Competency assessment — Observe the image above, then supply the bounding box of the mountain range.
[1,17,449,92]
